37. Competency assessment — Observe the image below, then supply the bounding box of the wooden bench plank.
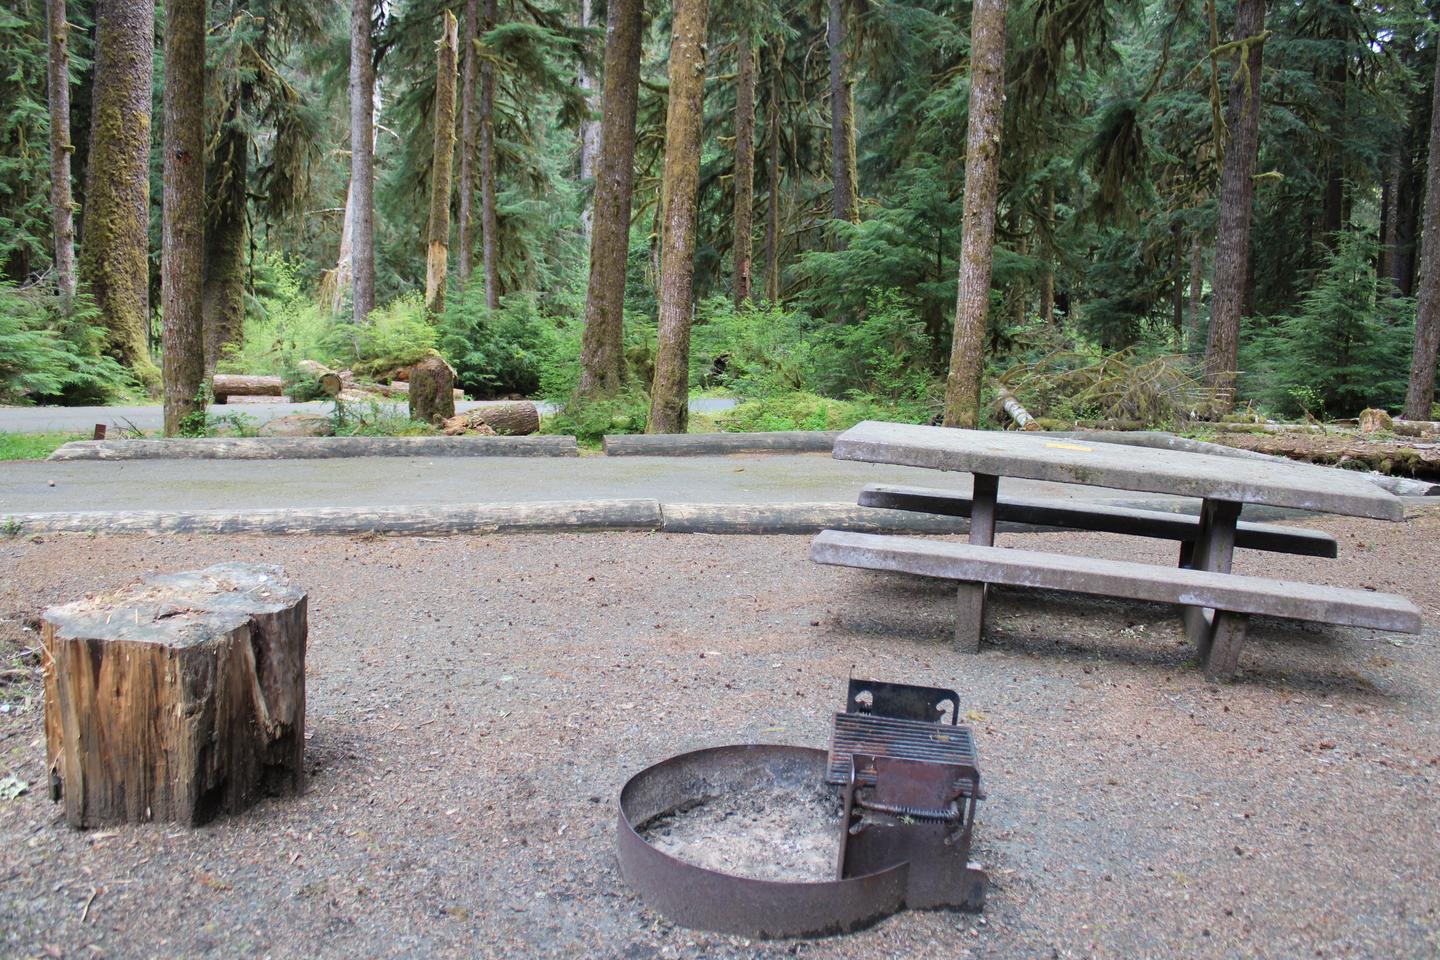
[810,530,1421,633]
[858,484,1339,558]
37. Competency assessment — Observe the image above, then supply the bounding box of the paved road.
[0,453,1198,514]
[0,397,739,434]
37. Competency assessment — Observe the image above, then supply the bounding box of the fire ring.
[616,744,910,938]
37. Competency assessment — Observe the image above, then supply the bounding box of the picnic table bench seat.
[810,529,1422,679]
[857,483,1338,560]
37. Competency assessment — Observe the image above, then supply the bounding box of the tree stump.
[408,354,457,425]
[42,563,307,828]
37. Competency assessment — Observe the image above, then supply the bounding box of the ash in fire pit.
[643,779,843,882]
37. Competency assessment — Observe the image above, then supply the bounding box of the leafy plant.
[440,288,559,397]
[541,390,649,446]
[0,284,133,405]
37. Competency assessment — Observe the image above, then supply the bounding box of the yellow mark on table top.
[1044,441,1093,452]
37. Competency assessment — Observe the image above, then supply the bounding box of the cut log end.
[42,563,307,828]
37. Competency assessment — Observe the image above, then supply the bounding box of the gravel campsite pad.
[2,509,1440,957]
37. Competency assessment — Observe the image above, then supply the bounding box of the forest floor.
[2,514,1439,958]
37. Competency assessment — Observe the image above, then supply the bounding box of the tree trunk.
[457,0,478,286]
[1404,49,1440,420]
[577,0,601,242]
[426,11,459,315]
[42,564,307,828]
[1188,232,1205,334]
[46,0,76,309]
[349,0,376,324]
[941,0,1007,428]
[1380,153,1399,284]
[575,0,644,399]
[78,0,154,380]
[409,355,458,425]
[764,38,782,303]
[1172,221,1184,337]
[202,119,248,375]
[1202,0,1265,406]
[161,0,206,436]
[732,27,756,306]
[827,0,852,234]
[1040,184,1055,325]
[647,0,709,434]
[478,0,500,310]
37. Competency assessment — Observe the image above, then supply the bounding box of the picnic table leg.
[1196,611,1250,680]
[954,473,999,653]
[1182,498,1242,662]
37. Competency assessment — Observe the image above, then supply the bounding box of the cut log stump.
[408,355,457,425]
[41,563,307,828]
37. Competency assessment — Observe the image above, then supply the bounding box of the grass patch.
[0,431,85,460]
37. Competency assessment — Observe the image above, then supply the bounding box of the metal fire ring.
[616,744,915,939]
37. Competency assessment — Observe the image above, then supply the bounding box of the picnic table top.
[832,421,1404,521]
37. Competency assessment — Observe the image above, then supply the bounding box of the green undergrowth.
[0,431,85,460]
[715,393,930,433]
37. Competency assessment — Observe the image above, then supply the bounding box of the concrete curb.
[2,498,1345,538]
[602,431,838,456]
[47,435,580,461]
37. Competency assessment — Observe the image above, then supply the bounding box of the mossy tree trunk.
[764,37,782,303]
[478,0,500,310]
[575,0,644,400]
[1202,0,1265,407]
[161,0,206,436]
[1404,48,1440,419]
[646,0,709,435]
[732,25,756,307]
[941,0,1008,428]
[202,109,248,375]
[426,11,458,316]
[46,0,76,310]
[457,0,478,286]
[577,0,601,242]
[826,0,852,237]
[78,0,155,382]
[349,0,376,324]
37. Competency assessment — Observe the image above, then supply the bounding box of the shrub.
[541,389,649,446]
[0,283,132,404]
[440,288,558,397]
[219,255,336,376]
[716,392,929,433]
[349,293,439,378]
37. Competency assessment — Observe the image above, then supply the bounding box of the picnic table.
[811,421,1422,678]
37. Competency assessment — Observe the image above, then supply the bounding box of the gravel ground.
[2,509,1439,959]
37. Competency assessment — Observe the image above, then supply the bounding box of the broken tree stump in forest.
[408,355,457,425]
[41,563,307,828]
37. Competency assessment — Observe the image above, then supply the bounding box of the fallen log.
[48,435,580,460]
[42,563,307,827]
[602,431,840,456]
[212,374,283,403]
[441,401,540,436]
[993,385,1040,431]
[1215,431,1440,481]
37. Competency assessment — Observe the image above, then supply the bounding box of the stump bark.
[42,563,307,828]
[409,355,457,425]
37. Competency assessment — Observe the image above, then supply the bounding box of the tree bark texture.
[1040,184,1055,325]
[942,0,1007,428]
[827,0,852,232]
[409,355,458,425]
[577,0,601,241]
[764,38,782,303]
[478,0,500,310]
[211,374,283,401]
[647,0,709,434]
[457,0,478,285]
[349,0,377,324]
[732,28,756,306]
[78,0,154,378]
[202,121,248,374]
[1202,0,1265,405]
[1404,48,1440,419]
[42,564,307,828]
[575,0,644,399]
[162,0,206,436]
[427,11,459,315]
[46,0,76,309]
